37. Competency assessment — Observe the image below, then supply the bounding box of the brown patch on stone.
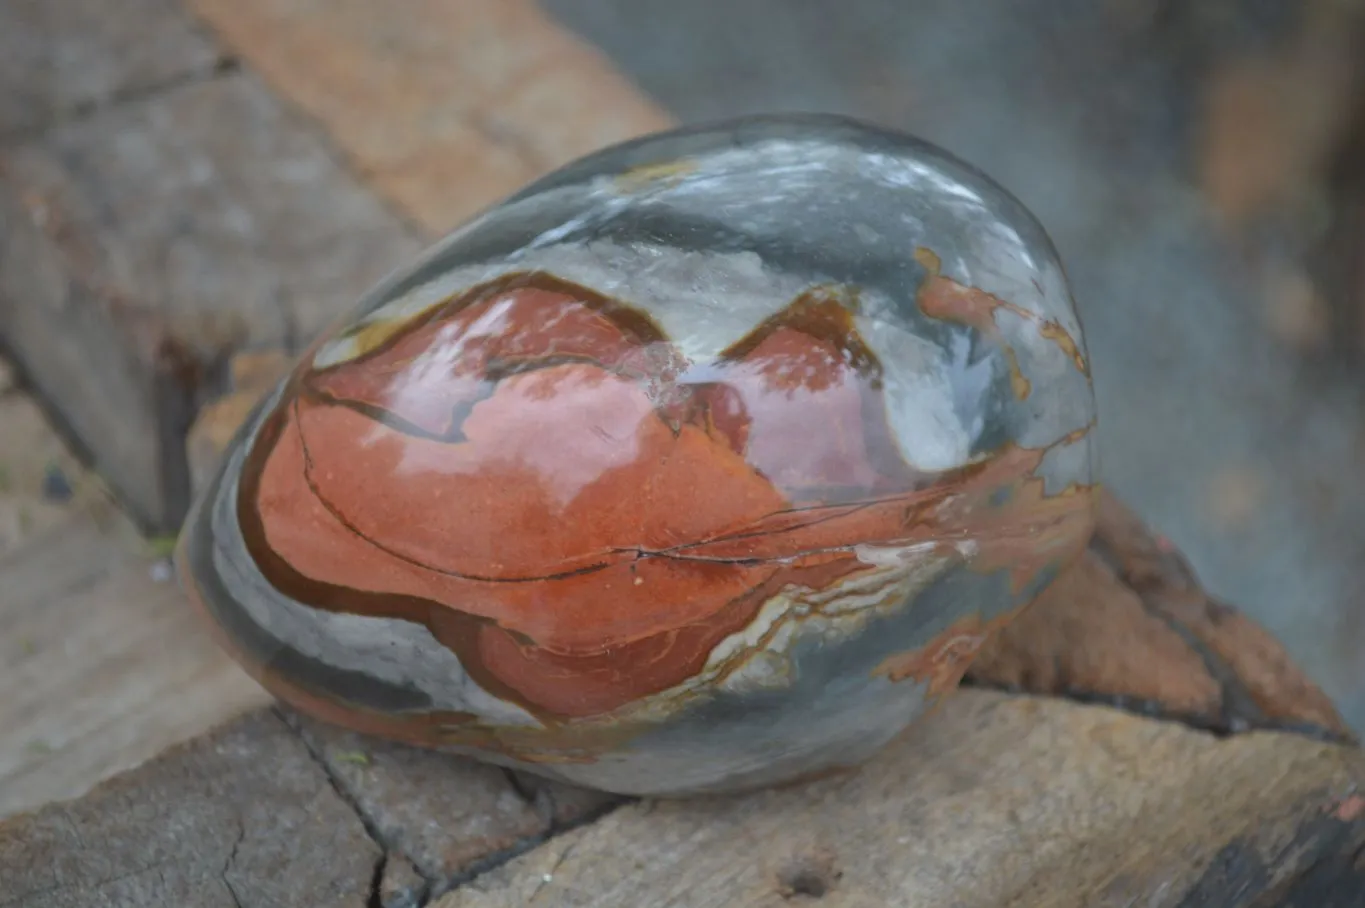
[915,246,1089,379]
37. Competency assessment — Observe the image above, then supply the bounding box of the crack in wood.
[273,706,420,907]
[0,56,241,145]
[424,796,626,904]
[274,706,627,906]
[220,818,247,908]
[528,840,578,904]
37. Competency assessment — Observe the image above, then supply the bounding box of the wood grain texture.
[0,385,270,821]
[0,391,115,557]
[0,69,420,529]
[436,691,1365,908]
[0,0,222,137]
[0,708,622,908]
[0,506,268,819]
[287,713,620,904]
[186,0,673,233]
[0,712,380,908]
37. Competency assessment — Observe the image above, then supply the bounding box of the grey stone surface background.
[544,0,1365,731]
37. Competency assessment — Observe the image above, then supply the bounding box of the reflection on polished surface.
[177,115,1099,796]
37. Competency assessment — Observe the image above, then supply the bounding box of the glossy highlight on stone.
[176,114,1099,796]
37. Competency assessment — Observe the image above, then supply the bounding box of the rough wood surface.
[287,714,619,905]
[0,712,382,908]
[4,698,1360,908]
[0,387,112,558]
[0,67,420,530]
[0,380,269,820]
[437,692,1365,908]
[0,0,223,137]
[0,710,617,908]
[187,0,672,234]
[0,505,268,820]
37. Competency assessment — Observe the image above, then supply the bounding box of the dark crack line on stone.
[0,56,242,144]
[272,706,434,906]
[959,678,1356,745]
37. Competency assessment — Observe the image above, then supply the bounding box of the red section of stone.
[238,275,1090,719]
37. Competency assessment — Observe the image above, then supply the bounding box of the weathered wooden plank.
[288,714,619,903]
[0,70,421,530]
[0,387,271,821]
[0,0,222,138]
[0,385,271,808]
[0,712,380,908]
[0,385,269,820]
[0,390,114,557]
[0,707,622,908]
[0,506,268,819]
[437,691,1365,908]
[186,0,673,233]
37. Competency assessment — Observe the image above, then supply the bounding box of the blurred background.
[540,0,1365,730]
[2,0,1364,822]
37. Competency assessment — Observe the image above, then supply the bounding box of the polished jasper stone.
[176,114,1098,796]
